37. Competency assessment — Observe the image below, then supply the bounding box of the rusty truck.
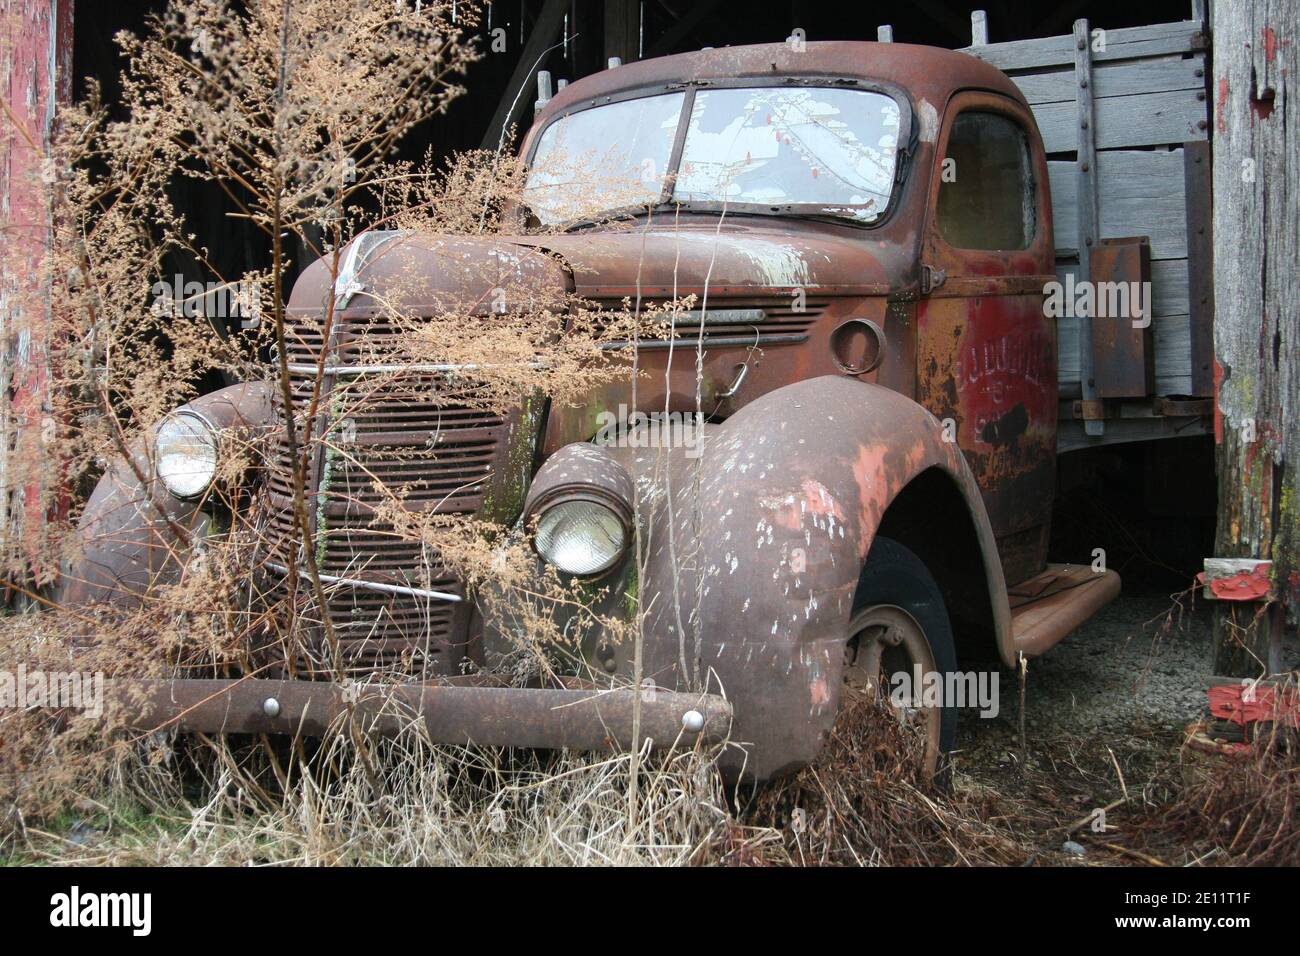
[61,26,1214,782]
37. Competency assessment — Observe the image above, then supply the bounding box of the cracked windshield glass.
[525,86,901,225]
[524,92,685,225]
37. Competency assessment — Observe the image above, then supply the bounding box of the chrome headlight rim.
[530,494,631,578]
[153,409,219,501]
[527,484,634,578]
[523,443,636,578]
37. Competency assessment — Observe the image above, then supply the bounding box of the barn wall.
[0,0,73,587]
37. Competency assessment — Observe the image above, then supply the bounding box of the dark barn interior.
[73,0,1199,280]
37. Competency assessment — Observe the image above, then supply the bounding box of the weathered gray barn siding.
[1209,0,1298,673]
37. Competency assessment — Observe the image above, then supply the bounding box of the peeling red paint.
[1242,420,1279,474]
[1262,26,1278,62]
[1251,89,1276,123]
[1216,75,1230,133]
[1197,562,1274,601]
[2,0,75,579]
[1208,682,1299,730]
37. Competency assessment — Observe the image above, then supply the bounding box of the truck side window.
[936,112,1035,251]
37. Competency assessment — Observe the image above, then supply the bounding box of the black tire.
[850,535,959,777]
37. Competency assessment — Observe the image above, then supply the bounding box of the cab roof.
[532,40,1028,132]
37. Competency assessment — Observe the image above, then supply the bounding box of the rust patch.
[979,402,1028,446]
[800,478,844,520]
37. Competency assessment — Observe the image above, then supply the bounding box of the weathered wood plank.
[1183,140,1214,396]
[1073,19,1104,436]
[0,0,74,586]
[1048,151,1189,260]
[481,0,570,151]
[1012,55,1205,106]
[1058,312,1192,387]
[1210,0,1300,673]
[645,0,726,58]
[1054,258,1189,316]
[1033,88,1208,152]
[960,19,1206,72]
[1058,410,1209,454]
[604,0,641,64]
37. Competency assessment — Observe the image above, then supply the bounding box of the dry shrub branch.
[0,0,698,849]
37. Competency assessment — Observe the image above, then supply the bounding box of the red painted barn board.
[0,0,74,586]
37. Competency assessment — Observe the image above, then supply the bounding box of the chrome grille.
[261,309,513,677]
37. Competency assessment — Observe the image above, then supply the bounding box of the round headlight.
[534,499,628,576]
[154,411,218,499]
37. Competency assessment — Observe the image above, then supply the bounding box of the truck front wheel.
[843,536,959,783]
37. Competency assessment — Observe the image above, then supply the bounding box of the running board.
[1009,564,1122,657]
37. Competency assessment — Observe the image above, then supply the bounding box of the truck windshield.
[525,86,901,226]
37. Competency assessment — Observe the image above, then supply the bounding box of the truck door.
[917,92,1058,586]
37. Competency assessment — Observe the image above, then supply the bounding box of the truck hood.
[286,221,914,316]
[286,232,571,316]
[512,221,911,298]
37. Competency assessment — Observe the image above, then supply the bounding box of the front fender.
[58,382,276,609]
[610,375,1009,781]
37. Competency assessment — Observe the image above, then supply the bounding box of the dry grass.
[744,690,1032,865]
[4,671,1297,866]
[7,728,734,866]
[1119,725,1299,866]
[0,687,1039,866]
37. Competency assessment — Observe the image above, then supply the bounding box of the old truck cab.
[521,41,1060,585]
[64,42,1121,782]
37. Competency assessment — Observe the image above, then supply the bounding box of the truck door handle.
[921,264,947,294]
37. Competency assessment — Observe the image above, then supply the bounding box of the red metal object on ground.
[1207,680,1299,729]
[1198,560,1274,602]
[1187,678,1300,758]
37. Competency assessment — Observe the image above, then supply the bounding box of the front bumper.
[106,677,733,752]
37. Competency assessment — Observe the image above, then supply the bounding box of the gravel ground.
[940,586,1299,863]
[958,585,1300,779]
